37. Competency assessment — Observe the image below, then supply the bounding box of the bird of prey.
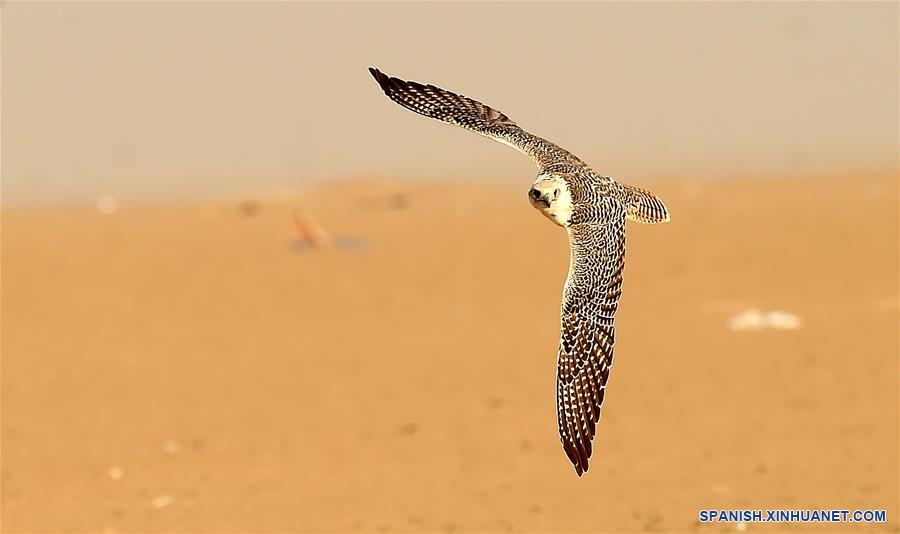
[369,67,670,476]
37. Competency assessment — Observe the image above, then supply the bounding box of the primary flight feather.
[369,67,670,476]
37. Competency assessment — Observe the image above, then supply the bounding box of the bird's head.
[528,172,573,227]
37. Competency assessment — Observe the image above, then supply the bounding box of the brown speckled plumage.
[369,67,670,476]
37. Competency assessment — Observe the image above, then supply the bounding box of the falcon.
[369,67,670,476]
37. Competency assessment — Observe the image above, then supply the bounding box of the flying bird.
[369,67,670,476]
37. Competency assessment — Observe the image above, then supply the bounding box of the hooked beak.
[529,188,550,207]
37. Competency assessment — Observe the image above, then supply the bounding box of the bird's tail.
[620,184,670,224]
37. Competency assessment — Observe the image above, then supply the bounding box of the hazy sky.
[3,2,897,206]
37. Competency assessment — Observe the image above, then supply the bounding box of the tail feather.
[620,184,670,224]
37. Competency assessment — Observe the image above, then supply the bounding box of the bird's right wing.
[556,200,627,476]
[369,67,584,169]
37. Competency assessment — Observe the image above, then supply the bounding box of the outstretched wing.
[369,67,583,169]
[556,200,627,476]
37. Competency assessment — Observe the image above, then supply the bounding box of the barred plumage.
[369,67,584,169]
[369,67,670,476]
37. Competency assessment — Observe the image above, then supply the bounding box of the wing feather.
[556,200,627,476]
[369,67,583,169]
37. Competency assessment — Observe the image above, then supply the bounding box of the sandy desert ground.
[2,174,897,532]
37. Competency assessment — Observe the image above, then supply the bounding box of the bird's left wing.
[369,67,583,169]
[556,200,627,476]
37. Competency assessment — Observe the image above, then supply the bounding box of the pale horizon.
[3,1,898,207]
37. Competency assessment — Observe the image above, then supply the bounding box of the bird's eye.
[554,189,560,198]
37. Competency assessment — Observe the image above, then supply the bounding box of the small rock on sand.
[150,494,175,510]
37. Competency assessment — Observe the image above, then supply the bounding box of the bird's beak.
[529,189,550,208]
[534,195,550,208]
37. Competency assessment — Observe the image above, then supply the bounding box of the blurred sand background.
[2,2,898,533]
